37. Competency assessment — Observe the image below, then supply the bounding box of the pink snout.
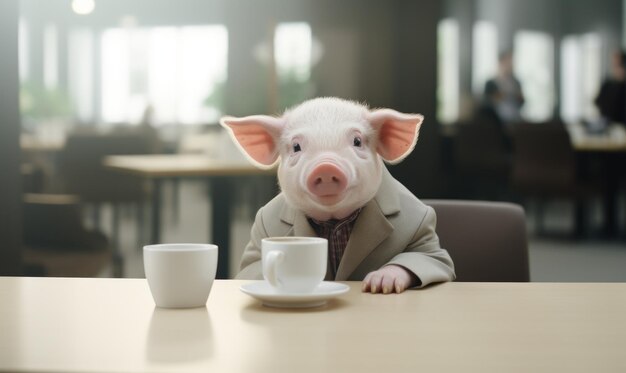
[306,163,348,203]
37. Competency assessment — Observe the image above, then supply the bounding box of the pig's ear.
[219,115,284,169]
[367,109,423,164]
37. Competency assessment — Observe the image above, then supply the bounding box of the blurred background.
[0,0,625,281]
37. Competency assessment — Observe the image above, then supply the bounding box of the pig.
[220,97,455,293]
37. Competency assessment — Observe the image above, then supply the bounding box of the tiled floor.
[97,180,626,282]
[530,237,626,282]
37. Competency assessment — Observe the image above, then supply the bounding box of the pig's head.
[220,98,423,221]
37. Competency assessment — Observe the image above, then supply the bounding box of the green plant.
[203,81,226,110]
[20,81,72,120]
[277,71,315,111]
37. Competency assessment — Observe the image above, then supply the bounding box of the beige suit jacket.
[236,167,456,287]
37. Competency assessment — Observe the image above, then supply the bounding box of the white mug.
[144,243,218,308]
[262,237,327,294]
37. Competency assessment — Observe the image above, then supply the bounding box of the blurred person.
[594,49,626,126]
[482,51,525,128]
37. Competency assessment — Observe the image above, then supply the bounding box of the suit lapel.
[334,200,394,280]
[291,212,317,237]
[280,200,316,237]
[335,166,399,280]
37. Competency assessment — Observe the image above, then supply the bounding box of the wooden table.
[569,123,626,153]
[20,134,66,152]
[104,154,276,278]
[568,124,626,236]
[0,277,624,373]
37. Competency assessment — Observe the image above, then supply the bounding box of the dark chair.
[57,131,153,205]
[510,121,599,235]
[424,199,530,282]
[22,193,113,277]
[57,130,156,251]
[21,162,45,193]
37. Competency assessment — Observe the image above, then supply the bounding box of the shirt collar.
[307,208,361,228]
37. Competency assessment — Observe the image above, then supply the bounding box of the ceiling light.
[72,0,95,15]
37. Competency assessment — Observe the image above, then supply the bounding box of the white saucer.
[240,281,350,308]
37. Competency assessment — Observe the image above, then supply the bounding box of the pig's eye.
[293,143,302,152]
[353,137,362,147]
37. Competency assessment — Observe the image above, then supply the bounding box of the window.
[101,28,130,124]
[43,24,59,90]
[472,21,498,96]
[513,31,555,122]
[274,23,314,109]
[68,28,95,123]
[20,21,71,123]
[275,23,312,81]
[19,18,29,83]
[437,18,460,124]
[100,25,228,126]
[560,34,602,124]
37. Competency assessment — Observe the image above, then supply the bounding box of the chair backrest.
[22,193,107,250]
[424,199,530,282]
[511,121,577,193]
[22,193,111,277]
[57,132,153,203]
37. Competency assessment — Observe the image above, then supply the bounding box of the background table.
[104,154,276,278]
[568,124,626,236]
[568,123,626,153]
[1,277,625,373]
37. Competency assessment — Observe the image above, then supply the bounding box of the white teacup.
[262,237,327,294]
[144,244,218,308]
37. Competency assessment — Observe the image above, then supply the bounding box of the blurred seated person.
[595,49,625,127]
[481,51,525,129]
